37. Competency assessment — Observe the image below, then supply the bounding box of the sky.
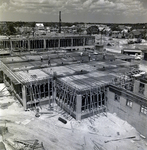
[0,0,147,23]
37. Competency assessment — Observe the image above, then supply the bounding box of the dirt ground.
[0,83,147,150]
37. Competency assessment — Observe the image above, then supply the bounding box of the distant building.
[35,23,45,31]
[111,31,120,38]
[129,30,142,39]
[0,34,95,51]
[34,23,46,36]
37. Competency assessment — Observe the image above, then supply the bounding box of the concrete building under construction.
[0,34,95,51]
[0,34,147,138]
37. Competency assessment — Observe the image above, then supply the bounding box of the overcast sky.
[0,0,147,23]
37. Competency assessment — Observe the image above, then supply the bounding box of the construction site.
[0,12,147,149]
[0,33,147,149]
[0,37,141,118]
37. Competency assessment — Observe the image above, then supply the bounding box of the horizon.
[0,0,147,23]
[0,21,147,25]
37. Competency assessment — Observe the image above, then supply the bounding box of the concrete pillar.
[76,94,82,120]
[22,85,27,110]
[133,80,140,94]
[28,39,30,50]
[144,83,147,98]
[44,39,46,49]
[71,38,73,51]
[10,40,12,53]
[58,38,60,49]
[83,37,85,46]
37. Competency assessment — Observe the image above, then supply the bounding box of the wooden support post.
[22,85,27,110]
[90,91,93,112]
[76,94,82,120]
[100,90,102,107]
[96,91,100,114]
[10,81,14,95]
[90,91,95,116]
[48,79,50,107]
[52,80,56,108]
[104,88,107,115]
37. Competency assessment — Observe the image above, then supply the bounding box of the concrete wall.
[133,80,140,94]
[107,90,147,137]
[133,79,147,98]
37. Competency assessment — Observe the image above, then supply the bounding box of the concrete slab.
[43,66,75,76]
[15,69,50,83]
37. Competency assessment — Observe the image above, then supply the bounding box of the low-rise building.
[108,71,147,137]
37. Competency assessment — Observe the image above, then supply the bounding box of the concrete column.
[76,94,82,120]
[133,80,140,94]
[58,38,60,49]
[10,40,12,54]
[22,85,27,110]
[28,39,30,50]
[144,83,147,98]
[44,39,46,49]
[71,38,73,51]
[83,37,85,46]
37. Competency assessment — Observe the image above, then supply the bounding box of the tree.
[86,26,99,35]
[77,28,83,34]
[31,22,36,28]
[0,28,3,35]
[111,25,121,31]
[7,24,16,35]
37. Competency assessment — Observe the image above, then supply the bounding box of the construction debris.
[5,139,46,150]
[58,117,67,124]
[35,108,53,117]
[91,139,106,150]
[104,136,136,143]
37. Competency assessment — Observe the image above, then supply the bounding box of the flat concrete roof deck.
[0,34,95,41]
[43,66,75,77]
[15,69,51,83]
[66,63,97,72]
[0,51,139,88]
[58,73,115,92]
[1,57,24,63]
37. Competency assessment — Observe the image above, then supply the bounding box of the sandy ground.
[0,83,147,150]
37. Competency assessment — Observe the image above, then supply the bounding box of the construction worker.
[48,57,51,65]
[89,54,91,61]
[40,56,43,62]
